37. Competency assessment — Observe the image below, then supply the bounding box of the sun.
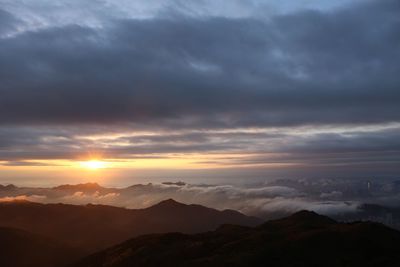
[80,160,107,170]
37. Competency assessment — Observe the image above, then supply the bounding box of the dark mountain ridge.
[0,199,260,253]
[70,210,400,267]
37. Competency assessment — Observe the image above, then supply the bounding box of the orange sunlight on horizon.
[80,160,107,170]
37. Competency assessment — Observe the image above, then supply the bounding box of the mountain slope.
[70,211,400,267]
[0,227,83,267]
[0,199,260,252]
[52,183,105,193]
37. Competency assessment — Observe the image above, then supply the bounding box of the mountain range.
[1,198,400,267]
[70,210,400,267]
[0,198,260,253]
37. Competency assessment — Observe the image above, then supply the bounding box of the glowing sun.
[80,160,107,170]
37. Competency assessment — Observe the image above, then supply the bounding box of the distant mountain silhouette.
[0,227,83,267]
[0,199,260,253]
[0,184,17,191]
[162,181,186,186]
[70,211,400,267]
[52,182,105,192]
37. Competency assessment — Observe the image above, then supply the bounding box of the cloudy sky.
[0,0,399,186]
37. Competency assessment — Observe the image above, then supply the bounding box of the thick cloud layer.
[0,0,399,127]
[0,0,399,176]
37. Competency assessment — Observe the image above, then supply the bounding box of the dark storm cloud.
[0,0,399,128]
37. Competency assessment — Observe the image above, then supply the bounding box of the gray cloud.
[0,8,22,36]
[0,124,399,175]
[0,0,399,178]
[0,0,399,128]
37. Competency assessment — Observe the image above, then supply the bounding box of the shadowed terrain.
[0,199,260,253]
[70,211,400,267]
[0,227,83,267]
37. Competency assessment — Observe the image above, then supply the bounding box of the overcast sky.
[0,0,399,184]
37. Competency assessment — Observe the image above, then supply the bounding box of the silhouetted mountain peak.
[289,210,334,221]
[151,198,185,208]
[263,210,336,230]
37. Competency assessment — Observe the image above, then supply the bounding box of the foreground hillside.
[0,199,260,252]
[0,227,83,267]
[71,211,400,267]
